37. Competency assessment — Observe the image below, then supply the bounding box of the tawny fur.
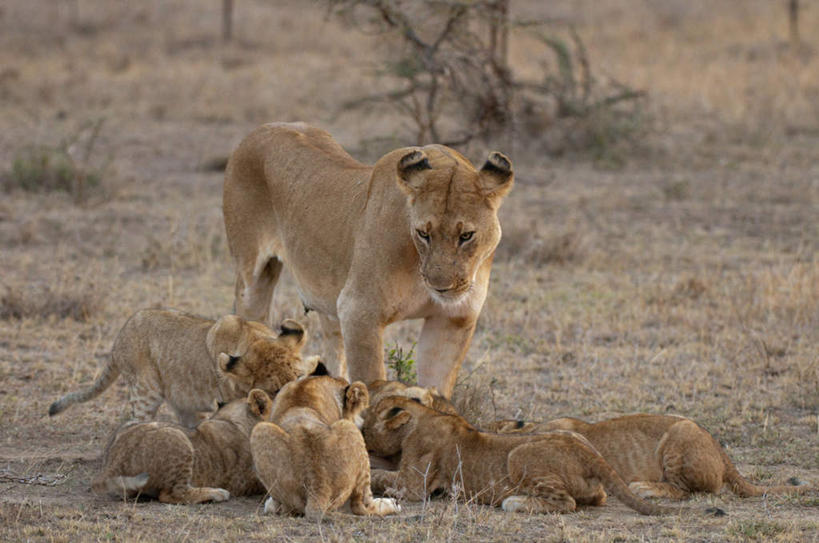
[251,376,400,520]
[363,397,681,516]
[223,122,513,397]
[367,380,458,415]
[92,389,273,504]
[48,309,315,427]
[486,414,811,499]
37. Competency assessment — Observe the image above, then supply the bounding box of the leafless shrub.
[328,0,645,157]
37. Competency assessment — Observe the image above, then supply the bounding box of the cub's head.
[395,146,513,305]
[211,388,274,436]
[367,380,434,412]
[361,396,427,457]
[218,319,314,396]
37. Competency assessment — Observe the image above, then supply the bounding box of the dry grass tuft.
[497,222,586,266]
[0,281,106,322]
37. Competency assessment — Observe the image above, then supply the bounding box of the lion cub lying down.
[367,379,458,415]
[251,369,401,519]
[49,309,315,427]
[92,389,273,504]
[363,397,677,516]
[486,414,810,499]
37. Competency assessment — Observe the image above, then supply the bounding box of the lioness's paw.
[263,497,282,515]
[371,497,401,515]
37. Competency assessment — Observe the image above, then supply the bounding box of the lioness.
[223,122,513,397]
[363,397,678,515]
[486,415,811,499]
[49,309,315,427]
[92,389,273,504]
[251,374,400,519]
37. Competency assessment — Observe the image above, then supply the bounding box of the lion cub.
[251,370,401,519]
[92,389,273,503]
[364,397,681,516]
[487,414,810,500]
[367,380,458,415]
[49,309,315,427]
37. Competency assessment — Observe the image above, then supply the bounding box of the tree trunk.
[222,0,234,42]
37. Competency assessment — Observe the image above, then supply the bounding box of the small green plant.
[726,519,786,541]
[4,118,109,204]
[385,342,417,385]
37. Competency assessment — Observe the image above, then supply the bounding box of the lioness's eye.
[416,229,430,242]
[459,231,474,244]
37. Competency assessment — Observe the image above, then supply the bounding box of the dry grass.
[1,1,818,542]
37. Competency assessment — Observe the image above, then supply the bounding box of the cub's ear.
[344,382,369,419]
[247,389,273,419]
[278,319,307,348]
[310,360,330,377]
[396,149,431,196]
[478,151,513,202]
[384,406,412,431]
[218,353,242,373]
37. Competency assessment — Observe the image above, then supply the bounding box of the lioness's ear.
[396,149,431,196]
[478,151,513,202]
[248,389,273,419]
[384,408,412,431]
[278,319,306,348]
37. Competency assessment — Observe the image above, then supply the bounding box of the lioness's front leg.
[338,304,385,384]
[416,315,477,398]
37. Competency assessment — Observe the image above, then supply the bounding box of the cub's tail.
[48,360,120,416]
[719,443,811,497]
[92,473,150,496]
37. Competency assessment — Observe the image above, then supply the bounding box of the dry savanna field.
[1,1,818,541]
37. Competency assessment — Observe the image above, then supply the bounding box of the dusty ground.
[1,1,818,541]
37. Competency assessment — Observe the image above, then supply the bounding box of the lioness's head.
[218,319,313,396]
[395,146,513,304]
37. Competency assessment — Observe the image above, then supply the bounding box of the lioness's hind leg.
[629,481,690,500]
[235,256,283,325]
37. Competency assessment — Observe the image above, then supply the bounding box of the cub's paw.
[208,488,231,502]
[371,497,401,516]
[501,495,530,513]
[628,482,663,499]
[263,497,282,515]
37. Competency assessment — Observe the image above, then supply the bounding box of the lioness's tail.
[590,455,679,516]
[718,442,810,497]
[92,473,149,495]
[48,360,119,416]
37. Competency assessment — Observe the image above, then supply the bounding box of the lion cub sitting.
[49,309,316,427]
[92,389,273,503]
[251,368,401,519]
[486,414,810,500]
[364,397,680,516]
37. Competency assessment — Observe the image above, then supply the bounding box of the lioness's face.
[396,147,513,305]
